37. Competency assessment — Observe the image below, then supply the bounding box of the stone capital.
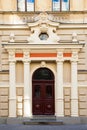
[23,59,31,63]
[23,50,30,61]
[56,60,64,63]
[56,51,64,61]
[23,50,30,55]
[9,60,16,63]
[71,51,78,62]
[71,60,78,63]
[8,49,15,61]
[8,49,15,54]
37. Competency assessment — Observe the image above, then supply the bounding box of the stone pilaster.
[9,50,16,117]
[56,51,64,116]
[23,50,32,117]
[71,51,78,116]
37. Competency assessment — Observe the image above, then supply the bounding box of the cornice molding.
[3,42,84,51]
[0,11,87,15]
[1,23,87,30]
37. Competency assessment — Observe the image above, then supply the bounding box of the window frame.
[52,0,70,12]
[17,0,35,12]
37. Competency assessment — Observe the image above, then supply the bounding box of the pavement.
[0,124,87,130]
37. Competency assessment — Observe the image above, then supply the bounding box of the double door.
[32,80,55,115]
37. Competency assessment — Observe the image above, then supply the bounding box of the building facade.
[0,0,87,118]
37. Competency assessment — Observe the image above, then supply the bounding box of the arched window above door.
[32,68,54,80]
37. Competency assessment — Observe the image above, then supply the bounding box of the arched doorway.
[32,68,55,115]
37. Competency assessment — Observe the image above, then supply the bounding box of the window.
[39,33,49,40]
[33,68,54,80]
[27,0,34,11]
[53,0,69,11]
[17,0,69,12]
[53,0,60,11]
[18,0,25,11]
[17,0,34,11]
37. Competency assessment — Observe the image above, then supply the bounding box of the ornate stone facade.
[0,0,87,117]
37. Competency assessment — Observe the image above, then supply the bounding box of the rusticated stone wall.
[78,87,87,116]
[0,88,9,117]
[16,87,24,117]
[64,87,71,116]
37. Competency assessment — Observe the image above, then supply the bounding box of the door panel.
[44,101,54,115]
[34,85,41,98]
[33,100,43,115]
[46,85,52,98]
[32,81,54,115]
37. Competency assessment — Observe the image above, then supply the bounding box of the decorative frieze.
[0,12,87,25]
[15,53,23,58]
[18,12,87,24]
[63,53,72,57]
[30,53,57,57]
[14,52,73,59]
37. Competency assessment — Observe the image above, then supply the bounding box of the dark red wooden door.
[32,80,55,115]
[32,68,55,115]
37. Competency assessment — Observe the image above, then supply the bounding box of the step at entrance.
[23,116,63,125]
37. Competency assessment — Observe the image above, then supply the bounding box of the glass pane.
[27,0,34,11]
[53,0,60,11]
[46,85,52,97]
[33,68,54,80]
[39,33,49,40]
[34,85,40,98]
[62,0,69,11]
[18,0,25,11]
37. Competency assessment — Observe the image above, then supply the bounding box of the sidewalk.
[0,124,87,130]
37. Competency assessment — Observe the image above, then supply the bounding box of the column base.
[55,99,64,117]
[9,99,16,117]
[24,99,32,117]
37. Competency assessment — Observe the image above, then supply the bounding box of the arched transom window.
[17,0,70,12]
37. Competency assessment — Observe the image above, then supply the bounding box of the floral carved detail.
[9,50,15,61]
[72,52,78,61]
[23,50,30,61]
